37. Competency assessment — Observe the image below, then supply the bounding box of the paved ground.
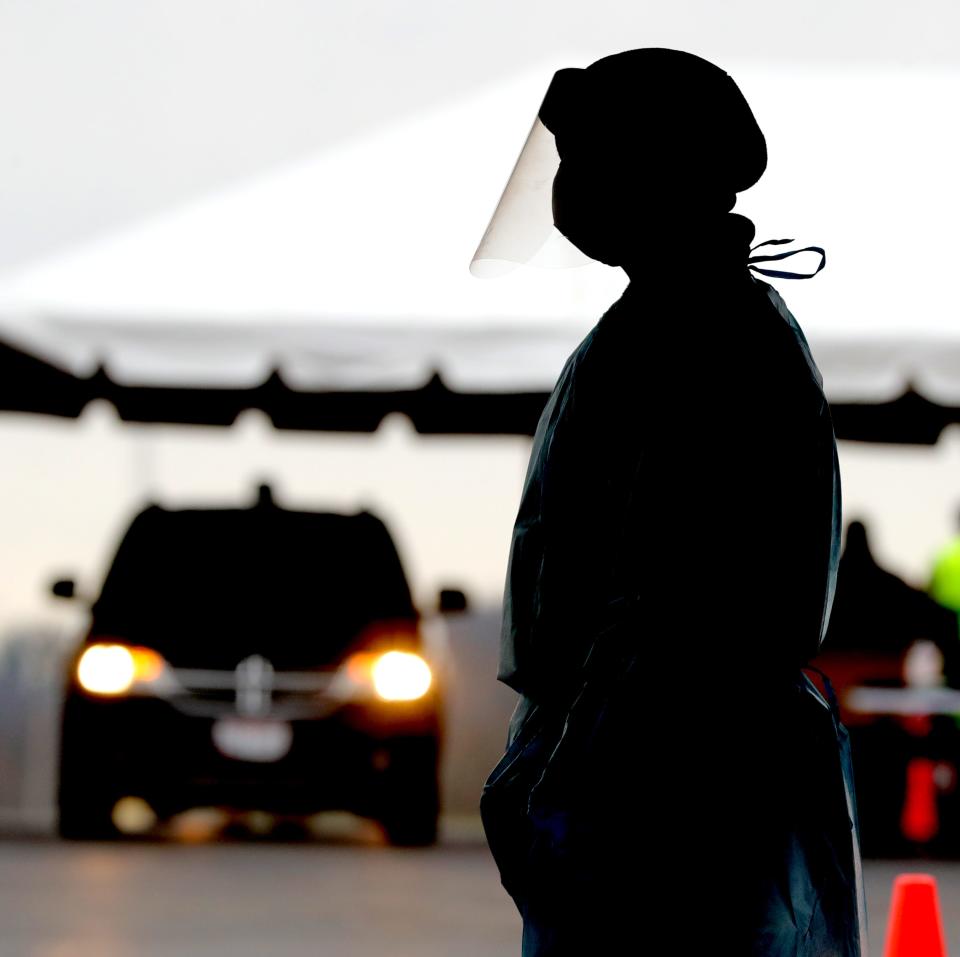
[0,817,956,956]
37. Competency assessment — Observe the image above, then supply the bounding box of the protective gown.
[480,250,867,955]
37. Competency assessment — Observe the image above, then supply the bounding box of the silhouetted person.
[928,507,960,630]
[826,519,959,665]
[477,49,865,955]
[819,519,960,855]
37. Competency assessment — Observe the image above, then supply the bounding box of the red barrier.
[901,758,939,844]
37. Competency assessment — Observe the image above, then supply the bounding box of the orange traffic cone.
[883,873,947,957]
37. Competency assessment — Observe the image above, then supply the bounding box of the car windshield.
[89,505,417,669]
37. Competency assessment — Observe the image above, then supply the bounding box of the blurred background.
[1,1,959,954]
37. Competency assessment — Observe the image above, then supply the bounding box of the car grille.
[166,666,339,720]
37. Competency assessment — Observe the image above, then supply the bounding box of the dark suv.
[54,487,445,845]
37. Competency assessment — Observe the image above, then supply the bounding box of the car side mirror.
[437,587,468,614]
[51,578,76,600]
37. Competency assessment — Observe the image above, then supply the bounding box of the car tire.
[381,803,439,847]
[57,749,122,841]
[378,736,440,847]
[57,789,122,841]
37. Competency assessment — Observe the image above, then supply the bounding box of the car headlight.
[371,650,433,701]
[332,650,433,702]
[76,643,169,696]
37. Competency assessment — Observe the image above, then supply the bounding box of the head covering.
[542,48,767,207]
[470,47,767,277]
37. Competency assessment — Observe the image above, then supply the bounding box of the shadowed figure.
[825,519,960,665]
[478,49,865,955]
[927,508,960,623]
[818,519,960,856]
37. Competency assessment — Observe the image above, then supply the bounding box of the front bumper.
[60,688,442,817]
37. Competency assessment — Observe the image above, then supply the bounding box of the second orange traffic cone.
[883,873,947,957]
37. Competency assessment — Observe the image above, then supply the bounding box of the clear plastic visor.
[469,113,592,278]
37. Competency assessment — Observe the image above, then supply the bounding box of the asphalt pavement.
[0,816,956,956]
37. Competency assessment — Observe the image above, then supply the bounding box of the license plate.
[212,718,293,763]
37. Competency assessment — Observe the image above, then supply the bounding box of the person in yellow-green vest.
[928,515,960,628]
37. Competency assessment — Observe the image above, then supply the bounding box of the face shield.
[470,51,771,279]
[469,69,593,278]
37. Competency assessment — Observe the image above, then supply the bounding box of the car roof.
[89,499,418,656]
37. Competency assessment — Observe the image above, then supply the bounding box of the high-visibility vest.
[929,538,960,612]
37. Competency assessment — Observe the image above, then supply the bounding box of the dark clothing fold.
[482,267,865,955]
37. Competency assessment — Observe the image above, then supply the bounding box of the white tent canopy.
[0,64,958,403]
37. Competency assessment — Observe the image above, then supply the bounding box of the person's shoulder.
[566,276,799,417]
[693,277,811,380]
